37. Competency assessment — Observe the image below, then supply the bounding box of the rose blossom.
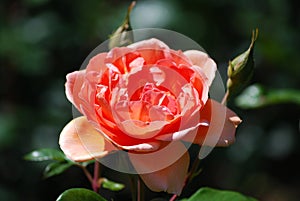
[59,38,241,195]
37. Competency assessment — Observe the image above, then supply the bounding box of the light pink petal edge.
[118,141,160,152]
[59,116,116,162]
[182,99,242,147]
[184,50,217,86]
[127,38,170,50]
[65,70,85,112]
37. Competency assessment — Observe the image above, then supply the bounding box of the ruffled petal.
[128,38,170,50]
[129,141,189,195]
[65,70,85,113]
[86,53,107,73]
[127,38,170,65]
[120,141,160,152]
[65,53,107,113]
[182,99,242,147]
[91,123,162,152]
[59,116,116,162]
[184,50,217,86]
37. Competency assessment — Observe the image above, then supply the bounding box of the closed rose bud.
[108,1,135,49]
[226,29,258,100]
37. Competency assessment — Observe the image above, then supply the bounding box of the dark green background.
[0,0,299,200]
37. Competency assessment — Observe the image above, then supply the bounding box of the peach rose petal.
[86,53,107,73]
[65,70,86,113]
[129,141,189,195]
[128,38,169,50]
[184,50,217,86]
[118,120,169,139]
[89,123,162,152]
[119,141,160,152]
[182,99,241,147]
[59,116,116,162]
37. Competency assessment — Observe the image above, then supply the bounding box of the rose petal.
[120,141,160,152]
[183,99,241,147]
[128,38,170,50]
[106,48,142,74]
[65,70,85,112]
[86,53,107,73]
[127,38,171,65]
[155,121,209,141]
[59,116,116,162]
[184,50,217,86]
[65,53,107,112]
[129,141,189,195]
[118,120,169,139]
[65,70,101,124]
[92,123,162,152]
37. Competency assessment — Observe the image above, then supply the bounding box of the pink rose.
[59,38,241,195]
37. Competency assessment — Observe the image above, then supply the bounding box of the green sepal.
[101,178,125,191]
[235,84,300,109]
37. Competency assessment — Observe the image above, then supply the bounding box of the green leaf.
[56,188,107,201]
[108,1,136,49]
[43,161,73,178]
[182,187,258,201]
[101,178,125,191]
[24,148,66,162]
[226,29,258,100]
[235,84,300,109]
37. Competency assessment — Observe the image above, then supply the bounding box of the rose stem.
[137,176,145,201]
[169,193,177,201]
[221,90,229,105]
[129,175,137,201]
[78,165,94,185]
[92,161,100,192]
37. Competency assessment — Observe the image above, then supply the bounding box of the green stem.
[129,175,137,201]
[129,175,145,201]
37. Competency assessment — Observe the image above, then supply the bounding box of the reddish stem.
[92,161,100,192]
[137,176,145,201]
[169,194,177,201]
[79,165,93,185]
[221,90,229,105]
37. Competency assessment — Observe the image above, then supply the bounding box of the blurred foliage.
[0,0,299,201]
[235,84,300,109]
